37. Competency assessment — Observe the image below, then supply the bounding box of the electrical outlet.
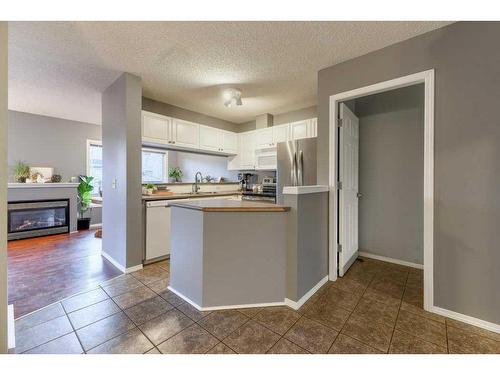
[112,178,117,189]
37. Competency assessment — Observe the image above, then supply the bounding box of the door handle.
[357,193,362,198]
[298,150,303,186]
[292,152,297,186]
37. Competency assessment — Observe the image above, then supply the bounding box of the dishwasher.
[145,199,174,262]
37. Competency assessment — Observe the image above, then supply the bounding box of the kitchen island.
[168,199,290,310]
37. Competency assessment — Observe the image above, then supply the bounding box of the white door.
[171,119,199,149]
[222,131,238,154]
[199,126,223,152]
[338,103,360,277]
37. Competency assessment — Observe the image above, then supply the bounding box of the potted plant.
[77,175,94,230]
[144,183,155,195]
[169,167,183,183]
[13,161,30,183]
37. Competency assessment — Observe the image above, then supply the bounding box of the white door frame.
[328,69,435,311]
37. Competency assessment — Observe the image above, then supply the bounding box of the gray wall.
[238,105,317,132]
[317,22,500,324]
[355,85,424,264]
[102,73,143,269]
[0,21,8,353]
[143,97,239,132]
[7,111,101,182]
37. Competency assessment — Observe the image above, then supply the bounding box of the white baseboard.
[8,305,15,350]
[167,286,286,311]
[101,251,143,274]
[358,251,423,270]
[285,275,329,310]
[90,223,102,229]
[431,305,500,334]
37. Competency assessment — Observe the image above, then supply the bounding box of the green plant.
[169,167,183,182]
[13,161,30,182]
[77,175,94,217]
[145,183,155,190]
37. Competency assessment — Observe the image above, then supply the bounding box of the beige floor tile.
[158,290,185,307]
[400,302,445,323]
[76,312,135,351]
[68,299,121,330]
[341,313,394,352]
[352,297,399,327]
[88,328,154,354]
[24,332,83,354]
[101,275,144,298]
[131,265,168,285]
[322,285,362,311]
[223,320,280,354]
[15,303,66,333]
[16,315,74,353]
[124,295,174,325]
[368,278,405,300]
[145,347,161,354]
[446,318,500,342]
[267,338,309,354]
[198,310,249,340]
[390,329,447,354]
[447,326,500,354]
[112,285,157,310]
[395,309,446,348]
[237,307,263,318]
[402,286,423,308]
[176,302,213,322]
[363,287,402,308]
[253,306,301,335]
[207,342,236,354]
[284,316,338,353]
[330,276,369,295]
[305,296,351,331]
[147,277,170,294]
[157,324,219,354]
[61,288,109,314]
[139,309,194,345]
[328,334,382,354]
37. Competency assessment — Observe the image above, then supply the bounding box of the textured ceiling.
[8,21,451,125]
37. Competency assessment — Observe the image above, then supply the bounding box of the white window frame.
[86,139,102,177]
[141,147,169,184]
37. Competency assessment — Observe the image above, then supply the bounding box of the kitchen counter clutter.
[168,198,289,212]
[142,191,241,201]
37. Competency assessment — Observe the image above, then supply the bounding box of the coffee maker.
[238,173,256,192]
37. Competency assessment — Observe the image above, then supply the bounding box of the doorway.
[328,70,434,311]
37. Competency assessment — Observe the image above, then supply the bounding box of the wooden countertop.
[169,199,290,212]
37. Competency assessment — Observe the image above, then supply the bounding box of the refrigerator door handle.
[298,150,304,186]
[292,151,297,186]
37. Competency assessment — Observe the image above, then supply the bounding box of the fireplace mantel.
[8,183,79,189]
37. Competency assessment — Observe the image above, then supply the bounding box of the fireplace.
[8,199,70,240]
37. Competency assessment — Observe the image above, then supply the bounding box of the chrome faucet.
[192,171,203,194]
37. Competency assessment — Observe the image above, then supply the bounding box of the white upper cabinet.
[199,125,223,152]
[289,120,310,140]
[255,128,274,149]
[142,111,169,144]
[171,119,200,149]
[309,118,318,138]
[222,131,238,154]
[272,124,290,144]
[239,131,257,170]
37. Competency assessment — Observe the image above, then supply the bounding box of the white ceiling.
[8,21,451,125]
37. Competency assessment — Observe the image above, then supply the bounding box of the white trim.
[328,69,435,310]
[101,251,143,274]
[284,275,329,310]
[86,139,102,177]
[282,185,329,195]
[7,305,15,350]
[431,306,500,335]
[90,223,102,229]
[7,183,79,189]
[167,286,286,311]
[141,147,169,184]
[358,251,423,270]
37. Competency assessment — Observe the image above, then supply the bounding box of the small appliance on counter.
[238,172,257,192]
[241,175,276,203]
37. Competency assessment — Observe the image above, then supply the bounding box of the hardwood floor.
[8,230,122,318]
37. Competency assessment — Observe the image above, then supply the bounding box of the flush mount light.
[223,88,243,108]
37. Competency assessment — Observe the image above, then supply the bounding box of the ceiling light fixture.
[223,88,243,108]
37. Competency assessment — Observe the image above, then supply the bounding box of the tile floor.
[13,257,500,354]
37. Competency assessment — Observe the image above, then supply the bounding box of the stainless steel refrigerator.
[276,138,317,204]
